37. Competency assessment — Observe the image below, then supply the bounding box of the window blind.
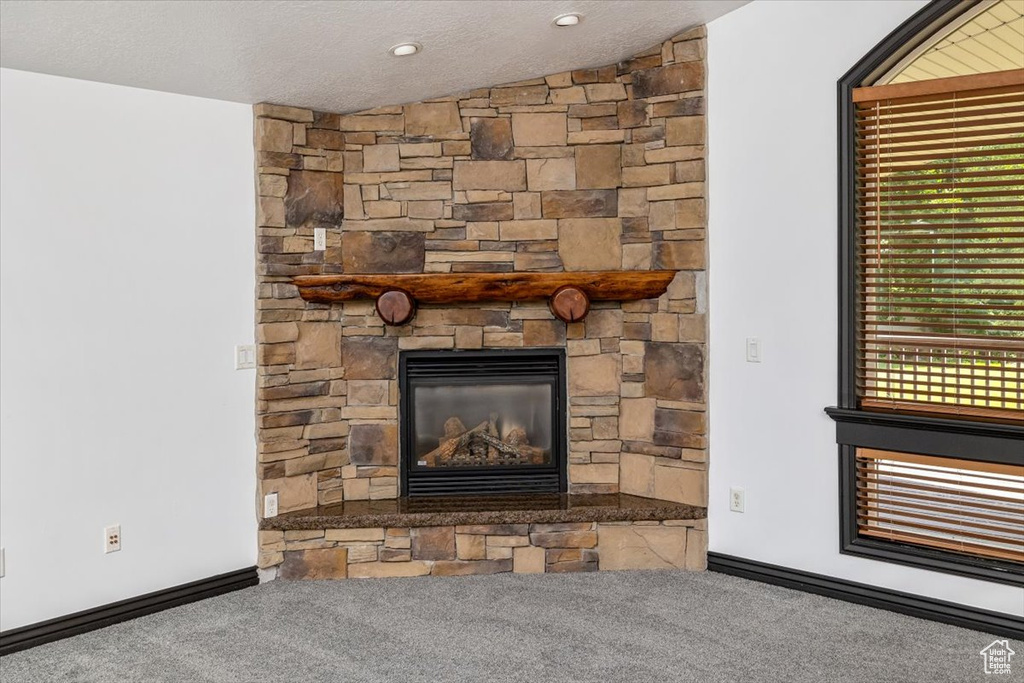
[855,448,1024,563]
[853,69,1024,422]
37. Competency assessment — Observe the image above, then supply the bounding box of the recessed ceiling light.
[390,43,421,57]
[553,13,582,27]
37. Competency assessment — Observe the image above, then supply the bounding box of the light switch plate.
[745,337,761,363]
[235,345,256,370]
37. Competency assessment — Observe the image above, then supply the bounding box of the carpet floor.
[0,571,1006,682]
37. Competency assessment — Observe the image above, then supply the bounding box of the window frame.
[830,0,1024,587]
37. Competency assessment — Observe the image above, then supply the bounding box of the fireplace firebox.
[399,350,567,496]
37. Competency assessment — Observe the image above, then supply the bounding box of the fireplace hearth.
[399,350,567,497]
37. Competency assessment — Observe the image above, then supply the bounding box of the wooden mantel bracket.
[292,270,677,325]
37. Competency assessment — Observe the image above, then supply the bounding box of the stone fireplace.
[255,25,710,579]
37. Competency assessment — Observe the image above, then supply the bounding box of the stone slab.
[261,493,705,531]
[597,525,686,570]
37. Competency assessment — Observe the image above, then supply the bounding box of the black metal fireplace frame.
[399,349,568,497]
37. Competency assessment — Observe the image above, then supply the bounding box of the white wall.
[0,69,256,630]
[706,0,1022,616]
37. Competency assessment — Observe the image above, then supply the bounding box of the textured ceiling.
[0,0,747,113]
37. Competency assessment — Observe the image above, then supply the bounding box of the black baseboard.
[708,552,1023,640]
[0,566,258,656]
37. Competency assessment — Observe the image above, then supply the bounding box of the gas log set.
[422,414,547,467]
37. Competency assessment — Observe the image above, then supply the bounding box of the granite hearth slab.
[261,494,705,531]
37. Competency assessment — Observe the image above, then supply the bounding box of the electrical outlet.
[313,228,326,251]
[235,344,256,370]
[264,493,279,518]
[104,525,121,553]
[730,487,745,513]
[745,338,762,363]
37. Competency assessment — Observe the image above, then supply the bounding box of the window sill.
[842,533,1024,588]
[824,406,1023,465]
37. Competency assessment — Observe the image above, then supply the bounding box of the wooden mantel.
[292,271,676,325]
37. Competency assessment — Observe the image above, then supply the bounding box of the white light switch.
[745,337,762,363]
[235,345,256,370]
[313,228,326,251]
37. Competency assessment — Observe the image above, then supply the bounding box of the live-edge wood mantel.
[292,270,677,325]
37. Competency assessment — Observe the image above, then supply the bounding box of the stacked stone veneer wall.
[254,27,710,554]
[260,520,707,579]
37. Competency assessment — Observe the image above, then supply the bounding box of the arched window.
[827,0,1023,584]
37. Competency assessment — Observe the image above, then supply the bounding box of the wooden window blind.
[855,448,1024,563]
[853,69,1024,422]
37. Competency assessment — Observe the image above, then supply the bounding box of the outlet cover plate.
[104,524,121,553]
[730,487,745,513]
[264,493,279,518]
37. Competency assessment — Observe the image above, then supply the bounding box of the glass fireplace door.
[400,350,566,496]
